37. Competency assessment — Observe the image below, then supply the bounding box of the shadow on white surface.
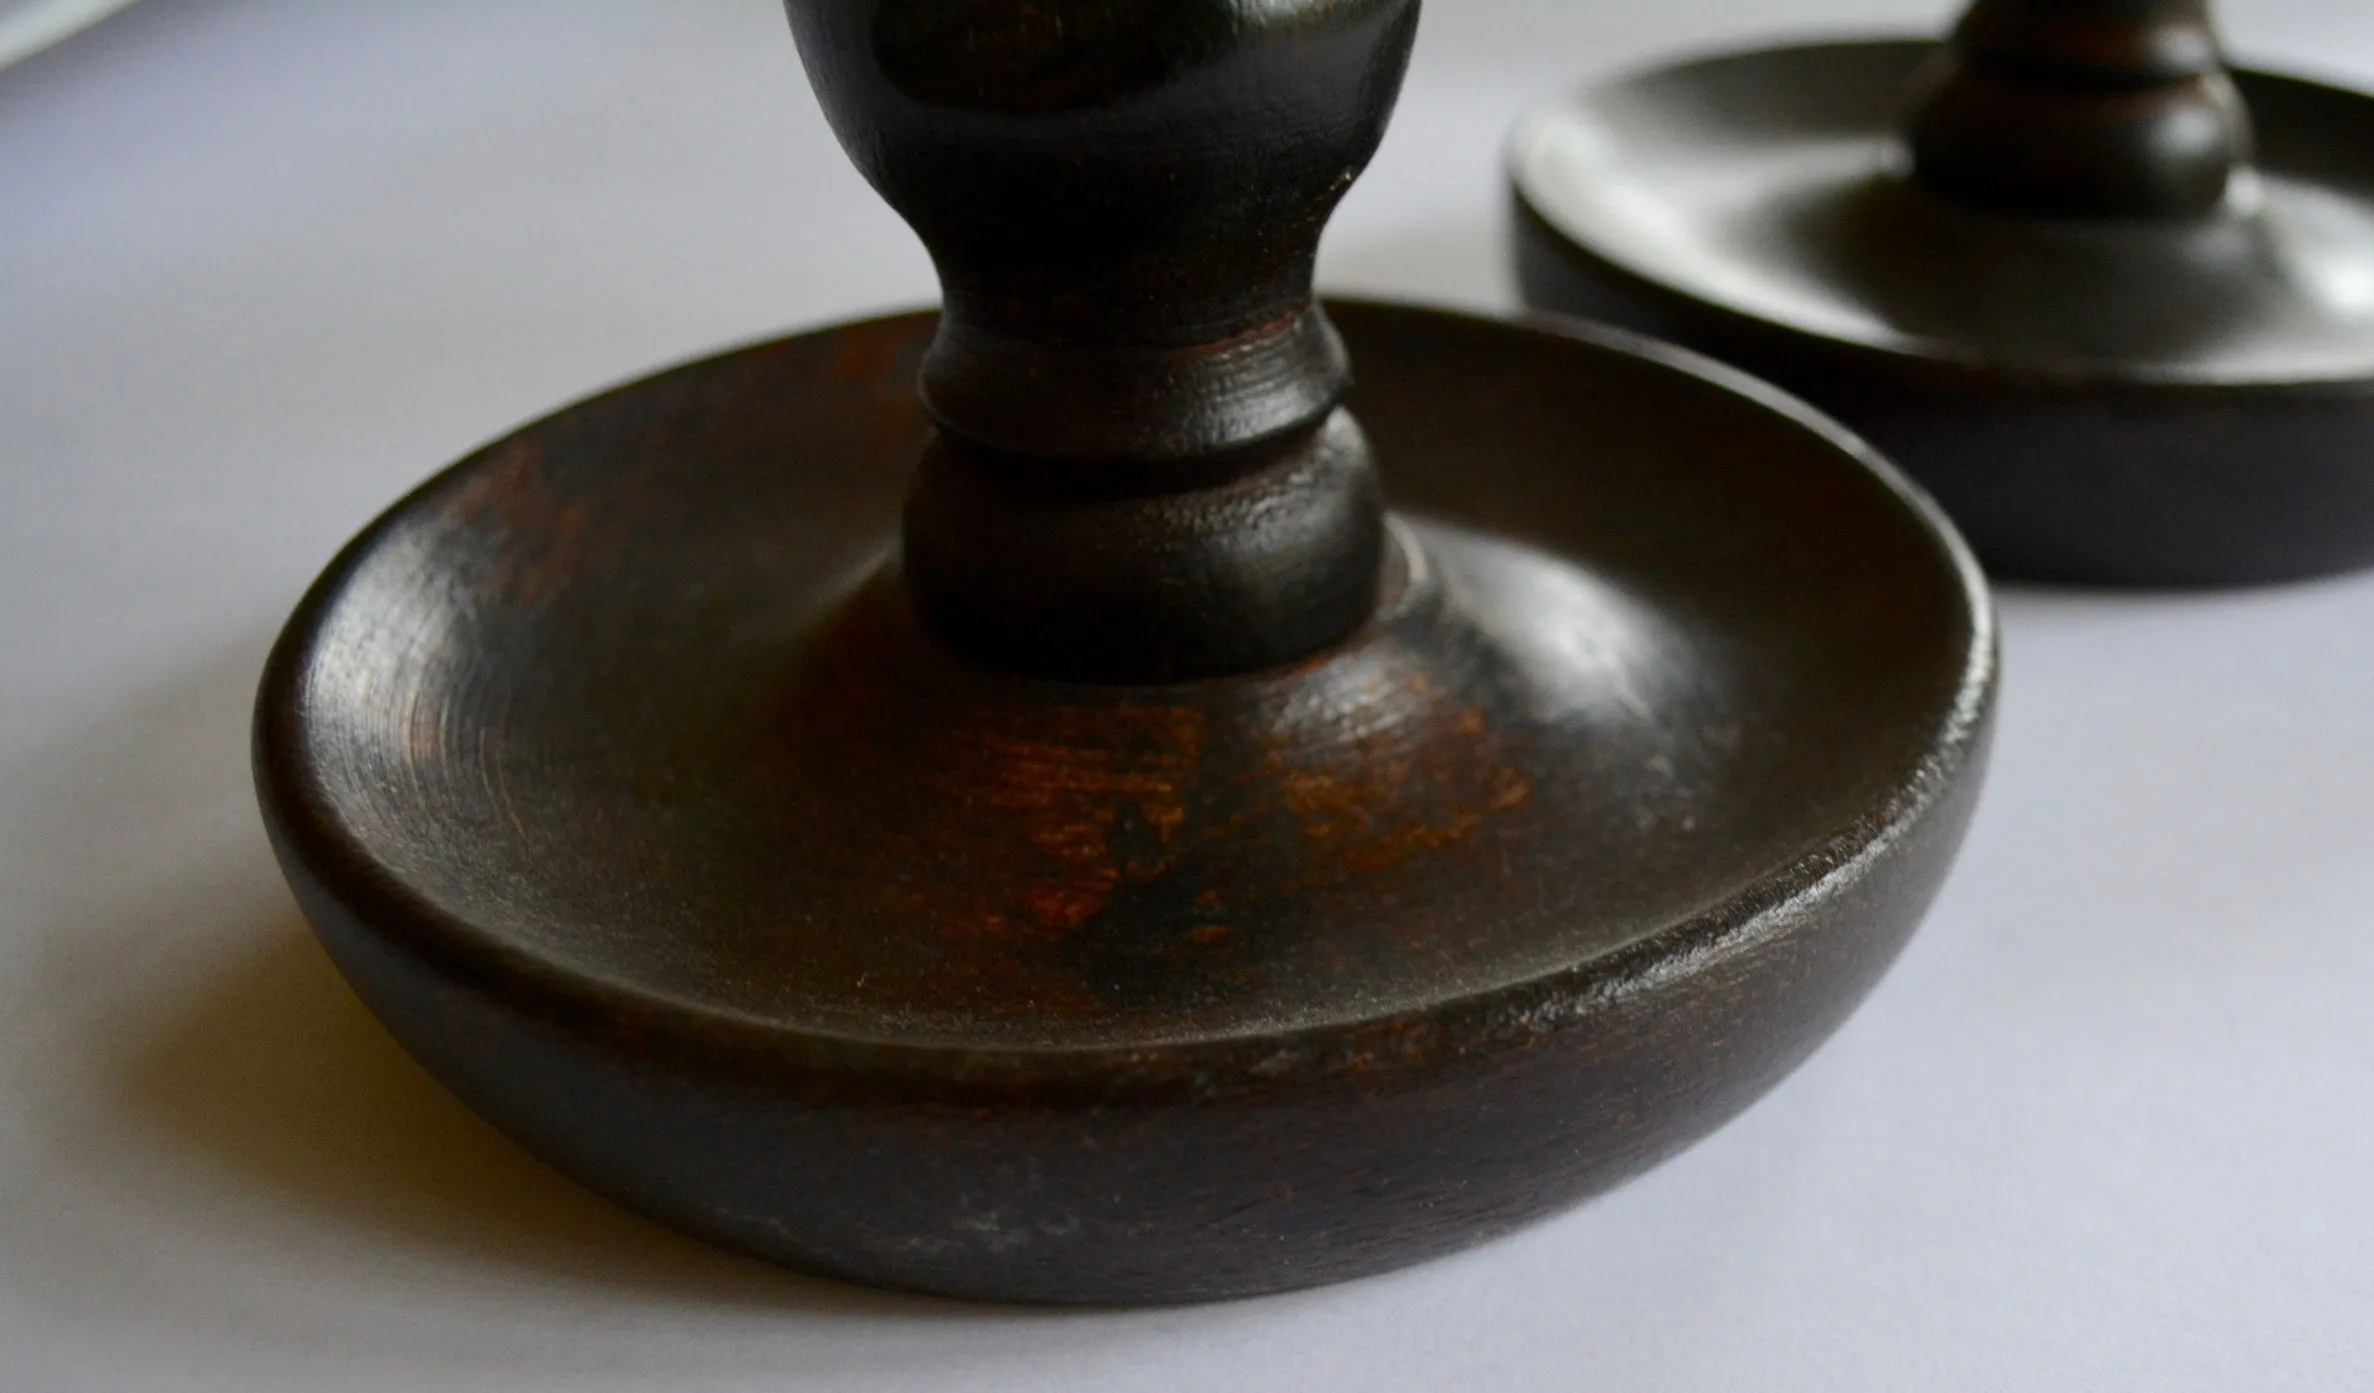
[112,920,920,1314]
[4,639,1136,1390]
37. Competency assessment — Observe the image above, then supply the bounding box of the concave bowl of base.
[256,299,1994,1305]
[1512,40,2374,585]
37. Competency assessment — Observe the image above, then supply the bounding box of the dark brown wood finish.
[258,1,1995,1304]
[794,0,1418,683]
[1512,1,2374,585]
[1910,0,2249,218]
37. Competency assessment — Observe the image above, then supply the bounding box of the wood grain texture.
[257,304,1994,1302]
[257,0,1994,1305]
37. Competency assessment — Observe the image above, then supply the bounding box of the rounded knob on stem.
[1908,0,2253,219]
[787,1,1422,682]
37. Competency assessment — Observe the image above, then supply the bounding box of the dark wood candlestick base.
[258,1,1993,1304]
[257,303,1992,1303]
[1512,24,2374,586]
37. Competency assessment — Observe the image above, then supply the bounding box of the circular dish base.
[1513,40,2374,586]
[257,301,1993,1304]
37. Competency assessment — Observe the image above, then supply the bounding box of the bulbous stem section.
[1908,0,2253,218]
[904,412,1386,684]
[786,0,1421,682]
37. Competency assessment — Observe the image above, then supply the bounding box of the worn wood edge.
[252,299,1999,1108]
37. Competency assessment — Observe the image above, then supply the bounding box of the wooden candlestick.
[258,0,1993,1303]
[1513,0,2374,585]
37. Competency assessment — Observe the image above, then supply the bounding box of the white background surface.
[0,0,143,68]
[5,2,2372,1389]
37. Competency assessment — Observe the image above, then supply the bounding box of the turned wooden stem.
[786,0,1422,683]
[1909,0,2253,218]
